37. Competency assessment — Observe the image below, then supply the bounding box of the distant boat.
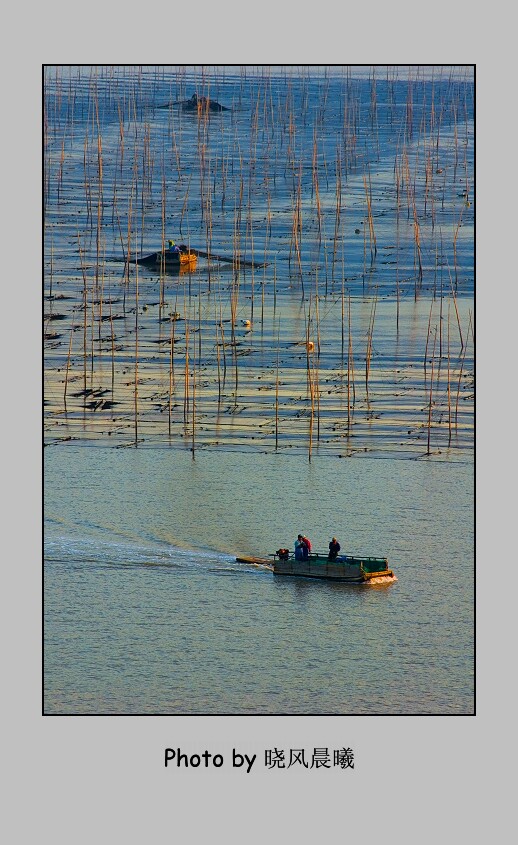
[158,93,230,113]
[137,245,266,271]
[137,248,197,272]
[236,551,396,584]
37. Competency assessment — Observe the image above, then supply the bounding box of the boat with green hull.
[235,551,396,584]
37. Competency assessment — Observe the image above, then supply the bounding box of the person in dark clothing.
[328,537,341,561]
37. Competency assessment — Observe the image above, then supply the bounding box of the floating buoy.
[241,319,251,328]
[307,341,314,352]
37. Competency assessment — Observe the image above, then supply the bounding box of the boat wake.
[365,574,398,585]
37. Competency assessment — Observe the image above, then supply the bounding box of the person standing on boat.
[295,535,305,561]
[168,239,180,254]
[328,537,341,561]
[301,535,311,559]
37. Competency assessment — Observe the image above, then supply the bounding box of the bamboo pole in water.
[219,301,227,393]
[275,322,280,451]
[446,259,464,349]
[134,240,139,446]
[332,145,343,287]
[347,294,353,432]
[183,321,190,429]
[341,263,345,370]
[365,291,377,400]
[452,202,465,291]
[424,299,434,388]
[454,315,471,430]
[447,303,452,446]
[77,233,88,401]
[215,321,222,406]
[307,311,315,463]
[315,338,321,444]
[426,326,437,455]
[363,172,377,262]
[168,311,176,438]
[412,204,423,297]
[109,301,115,401]
[63,308,76,412]
[191,324,196,459]
[160,169,167,307]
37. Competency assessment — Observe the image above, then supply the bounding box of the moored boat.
[235,551,396,584]
[158,93,230,113]
[137,249,197,271]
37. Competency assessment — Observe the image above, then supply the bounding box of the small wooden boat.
[235,551,396,584]
[137,249,197,271]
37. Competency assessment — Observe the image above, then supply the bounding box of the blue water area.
[44,445,473,714]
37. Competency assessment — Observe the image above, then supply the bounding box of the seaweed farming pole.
[178,175,192,237]
[315,337,321,445]
[347,293,356,432]
[183,322,190,430]
[453,202,465,291]
[306,307,315,463]
[215,319,222,406]
[77,233,88,400]
[426,327,438,455]
[134,239,139,446]
[447,303,452,446]
[109,300,115,400]
[454,309,473,430]
[412,202,423,298]
[191,322,196,460]
[205,154,214,292]
[312,131,323,244]
[168,309,176,439]
[365,291,378,401]
[289,162,305,297]
[446,258,464,350]
[331,145,343,285]
[63,309,76,413]
[363,171,377,262]
[275,321,280,451]
[424,299,434,388]
[48,231,54,300]
[83,130,93,226]
[247,201,255,322]
[221,300,229,394]
[396,209,401,335]
[160,168,167,307]
[340,237,346,368]
[94,93,104,297]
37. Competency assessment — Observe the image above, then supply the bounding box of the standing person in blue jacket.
[294,535,305,561]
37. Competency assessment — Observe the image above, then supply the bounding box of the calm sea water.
[44,445,473,714]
